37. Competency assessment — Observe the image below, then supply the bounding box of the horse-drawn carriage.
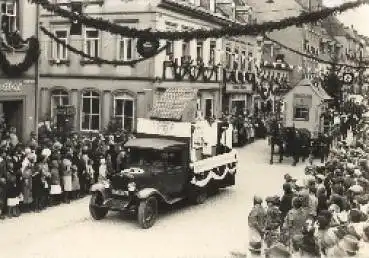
[268,79,333,166]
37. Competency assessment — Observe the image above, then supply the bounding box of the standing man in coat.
[0,150,6,219]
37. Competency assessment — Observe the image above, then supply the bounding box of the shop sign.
[137,118,192,138]
[0,80,22,92]
[226,83,253,93]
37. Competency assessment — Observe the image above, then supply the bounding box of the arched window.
[81,91,100,131]
[50,89,69,118]
[113,93,134,131]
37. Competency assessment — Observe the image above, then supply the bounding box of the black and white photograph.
[0,0,369,257]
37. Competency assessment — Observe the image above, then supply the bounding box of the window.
[241,51,246,70]
[84,29,99,57]
[204,98,214,119]
[294,106,309,121]
[50,89,69,118]
[1,2,17,32]
[113,95,134,132]
[225,47,231,68]
[196,40,203,60]
[81,91,100,131]
[209,40,216,65]
[52,30,68,60]
[118,37,135,61]
[182,40,190,57]
[166,40,174,58]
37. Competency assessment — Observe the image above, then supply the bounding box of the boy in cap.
[248,196,266,255]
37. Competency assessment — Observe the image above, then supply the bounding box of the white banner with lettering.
[137,118,192,138]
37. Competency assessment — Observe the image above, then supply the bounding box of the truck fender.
[90,183,109,200]
[136,188,165,201]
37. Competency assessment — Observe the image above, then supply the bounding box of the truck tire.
[191,189,207,204]
[89,192,108,220]
[137,196,158,229]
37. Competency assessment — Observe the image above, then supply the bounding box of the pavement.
[0,138,314,258]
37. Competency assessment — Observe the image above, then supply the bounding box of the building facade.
[0,0,37,141]
[38,0,259,134]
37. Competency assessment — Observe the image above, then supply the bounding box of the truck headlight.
[127,182,136,192]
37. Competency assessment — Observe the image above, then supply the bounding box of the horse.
[269,123,312,166]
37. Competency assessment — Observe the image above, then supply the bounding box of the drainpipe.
[34,3,40,141]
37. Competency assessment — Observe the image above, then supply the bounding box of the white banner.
[137,118,192,138]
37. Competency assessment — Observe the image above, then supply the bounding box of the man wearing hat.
[248,196,266,255]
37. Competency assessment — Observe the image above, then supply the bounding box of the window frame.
[209,40,216,65]
[113,94,135,132]
[1,2,17,32]
[196,40,204,60]
[52,29,69,60]
[50,89,69,119]
[84,28,100,58]
[117,37,136,61]
[80,90,101,132]
[204,97,214,119]
[293,105,310,121]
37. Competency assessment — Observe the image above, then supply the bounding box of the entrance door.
[2,101,23,140]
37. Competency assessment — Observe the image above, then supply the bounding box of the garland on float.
[263,35,369,70]
[33,0,368,40]
[40,26,168,67]
[0,37,40,78]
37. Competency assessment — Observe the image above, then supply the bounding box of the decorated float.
[89,88,238,228]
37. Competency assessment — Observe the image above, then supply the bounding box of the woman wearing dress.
[61,157,72,204]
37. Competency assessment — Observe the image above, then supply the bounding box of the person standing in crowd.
[0,150,7,219]
[49,159,61,205]
[6,161,20,217]
[61,157,72,204]
[71,165,80,199]
[248,196,266,255]
[21,163,33,212]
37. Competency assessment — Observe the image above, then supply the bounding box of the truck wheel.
[194,190,207,204]
[137,196,158,229]
[89,192,108,220]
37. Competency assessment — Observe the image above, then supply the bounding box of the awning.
[124,138,186,150]
[150,88,197,121]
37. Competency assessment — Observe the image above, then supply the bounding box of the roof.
[159,0,241,26]
[150,88,197,121]
[321,16,347,37]
[296,79,332,100]
[124,138,186,150]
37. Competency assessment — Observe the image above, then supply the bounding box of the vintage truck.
[89,88,238,228]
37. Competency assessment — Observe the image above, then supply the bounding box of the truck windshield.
[128,149,167,167]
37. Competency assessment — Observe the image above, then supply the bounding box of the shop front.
[0,79,36,141]
[225,83,253,116]
[39,77,152,134]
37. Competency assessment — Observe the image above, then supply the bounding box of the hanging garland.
[0,36,40,78]
[40,26,168,67]
[33,0,369,40]
[263,35,369,70]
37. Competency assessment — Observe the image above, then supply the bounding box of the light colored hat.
[354,169,362,177]
[349,184,364,194]
[24,147,31,155]
[41,148,51,158]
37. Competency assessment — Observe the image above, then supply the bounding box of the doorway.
[0,100,23,140]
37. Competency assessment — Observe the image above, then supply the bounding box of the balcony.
[162,57,220,82]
